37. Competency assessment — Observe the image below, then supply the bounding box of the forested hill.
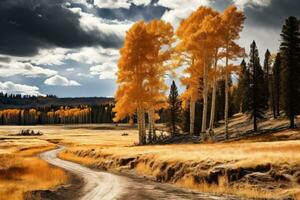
[0,93,114,109]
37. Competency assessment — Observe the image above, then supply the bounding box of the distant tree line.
[0,93,112,109]
[0,105,110,125]
[0,93,56,106]
[0,104,168,125]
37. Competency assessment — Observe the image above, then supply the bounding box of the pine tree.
[246,41,267,131]
[263,49,272,109]
[279,16,300,128]
[180,103,190,133]
[272,53,281,118]
[236,59,249,113]
[166,81,181,136]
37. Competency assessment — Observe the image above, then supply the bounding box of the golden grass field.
[59,140,300,199]
[0,119,300,199]
[0,137,67,200]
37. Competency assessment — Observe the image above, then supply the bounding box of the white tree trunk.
[201,62,208,134]
[209,81,217,135]
[208,51,218,135]
[224,48,229,139]
[190,100,195,135]
[137,107,146,145]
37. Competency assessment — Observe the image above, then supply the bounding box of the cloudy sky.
[0,0,299,97]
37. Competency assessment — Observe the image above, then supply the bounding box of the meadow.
[1,117,300,199]
[0,135,67,200]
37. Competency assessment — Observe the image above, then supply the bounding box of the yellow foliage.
[114,20,174,122]
[176,5,245,108]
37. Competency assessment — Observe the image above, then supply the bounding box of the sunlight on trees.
[113,20,174,144]
[112,5,299,144]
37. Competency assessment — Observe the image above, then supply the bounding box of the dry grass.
[0,124,138,147]
[295,192,300,200]
[0,141,67,200]
[175,175,278,199]
[61,140,300,166]
[59,140,300,199]
[1,120,300,199]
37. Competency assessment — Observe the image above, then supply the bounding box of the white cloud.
[0,81,44,96]
[70,0,93,8]
[66,68,75,72]
[158,0,271,27]
[77,72,94,78]
[93,0,131,9]
[29,48,68,66]
[233,0,272,10]
[90,62,117,79]
[93,0,151,9]
[0,61,57,77]
[158,0,211,27]
[44,75,81,86]
[69,7,132,41]
[66,47,119,64]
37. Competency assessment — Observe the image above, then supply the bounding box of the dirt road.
[40,146,241,200]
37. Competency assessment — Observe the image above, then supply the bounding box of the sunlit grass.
[1,121,300,199]
[60,140,300,199]
[0,142,67,200]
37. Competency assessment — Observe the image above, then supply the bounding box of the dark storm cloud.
[212,0,300,29]
[96,3,168,22]
[244,0,300,29]
[0,0,123,57]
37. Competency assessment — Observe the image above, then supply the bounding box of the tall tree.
[272,53,281,118]
[176,6,219,136]
[221,6,245,138]
[279,16,300,128]
[144,20,174,143]
[235,59,248,113]
[166,81,181,136]
[263,49,272,109]
[246,41,267,131]
[113,20,173,145]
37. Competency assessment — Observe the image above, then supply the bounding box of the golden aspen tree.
[145,20,174,142]
[113,20,174,145]
[221,6,245,138]
[176,6,218,135]
[199,15,225,135]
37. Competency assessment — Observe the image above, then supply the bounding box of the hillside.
[0,96,114,109]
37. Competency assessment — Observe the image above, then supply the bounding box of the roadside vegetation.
[0,140,67,200]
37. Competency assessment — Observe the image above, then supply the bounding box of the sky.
[0,0,299,97]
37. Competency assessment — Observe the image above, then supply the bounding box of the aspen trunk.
[201,61,208,134]
[209,76,217,133]
[224,49,229,139]
[190,100,196,135]
[137,108,143,144]
[208,51,218,135]
[137,107,146,145]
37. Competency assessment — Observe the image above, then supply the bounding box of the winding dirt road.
[40,146,241,200]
